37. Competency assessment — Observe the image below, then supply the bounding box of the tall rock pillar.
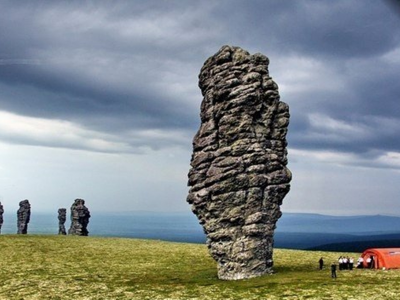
[187,46,291,280]
[58,208,67,235]
[0,202,4,234]
[17,199,31,234]
[68,199,91,236]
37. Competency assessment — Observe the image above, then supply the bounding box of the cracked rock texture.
[17,199,31,234]
[0,202,3,234]
[187,45,291,280]
[68,199,91,236]
[58,208,67,235]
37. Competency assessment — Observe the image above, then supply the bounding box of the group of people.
[318,255,374,279]
[337,256,355,270]
[319,256,354,279]
[356,255,375,269]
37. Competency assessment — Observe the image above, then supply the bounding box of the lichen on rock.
[187,45,291,280]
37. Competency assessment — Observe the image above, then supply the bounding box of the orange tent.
[361,248,400,269]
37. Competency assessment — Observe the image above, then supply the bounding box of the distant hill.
[2,211,400,252]
[307,237,400,252]
[277,213,400,235]
[274,232,355,250]
[274,232,400,251]
[275,213,400,252]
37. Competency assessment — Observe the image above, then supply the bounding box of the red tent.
[361,248,400,269]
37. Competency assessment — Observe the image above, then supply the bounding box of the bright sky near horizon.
[0,0,400,216]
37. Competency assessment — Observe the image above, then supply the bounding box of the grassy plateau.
[0,235,399,299]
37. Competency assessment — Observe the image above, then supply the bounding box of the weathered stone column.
[187,45,291,280]
[58,208,67,235]
[0,202,4,234]
[68,199,91,236]
[17,199,31,234]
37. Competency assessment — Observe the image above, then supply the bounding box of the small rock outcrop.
[0,202,4,234]
[187,46,291,280]
[68,199,91,236]
[17,199,31,234]
[58,208,67,235]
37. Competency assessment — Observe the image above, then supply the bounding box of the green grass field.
[0,235,399,299]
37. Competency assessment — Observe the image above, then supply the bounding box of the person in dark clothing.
[369,256,375,269]
[338,256,343,270]
[357,256,364,268]
[344,257,349,270]
[319,257,324,270]
[331,262,337,279]
[349,257,354,270]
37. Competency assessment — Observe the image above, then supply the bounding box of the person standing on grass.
[349,257,354,270]
[343,256,348,270]
[366,256,371,268]
[369,256,375,269]
[331,262,337,279]
[338,256,343,270]
[357,256,364,268]
[319,257,324,270]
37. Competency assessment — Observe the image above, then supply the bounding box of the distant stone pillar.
[0,202,4,234]
[187,46,291,280]
[58,208,67,235]
[68,199,91,236]
[17,199,31,234]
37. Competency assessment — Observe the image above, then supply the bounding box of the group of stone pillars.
[2,45,290,282]
[0,198,90,236]
[59,199,91,236]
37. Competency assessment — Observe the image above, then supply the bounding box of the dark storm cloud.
[216,0,400,59]
[0,0,210,135]
[285,49,400,163]
[203,0,400,166]
[0,63,192,130]
[0,0,399,167]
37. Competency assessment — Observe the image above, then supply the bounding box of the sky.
[0,0,400,216]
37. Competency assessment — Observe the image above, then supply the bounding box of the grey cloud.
[221,0,400,59]
[0,0,399,168]
[0,1,213,135]
[287,77,400,159]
